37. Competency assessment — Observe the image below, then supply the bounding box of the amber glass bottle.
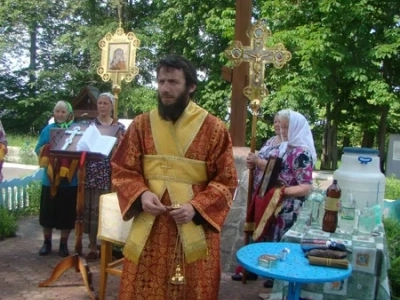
[322,179,341,233]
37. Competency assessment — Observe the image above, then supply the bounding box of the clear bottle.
[339,190,356,233]
[322,179,341,233]
[308,188,325,225]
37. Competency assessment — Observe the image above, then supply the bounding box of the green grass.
[5,133,38,165]
[6,134,37,148]
[385,175,400,200]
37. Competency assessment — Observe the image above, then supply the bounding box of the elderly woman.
[232,113,282,282]
[243,109,316,287]
[0,120,7,183]
[35,100,78,257]
[247,112,282,192]
[83,92,126,260]
[266,109,317,240]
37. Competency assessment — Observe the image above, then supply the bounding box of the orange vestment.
[111,103,238,300]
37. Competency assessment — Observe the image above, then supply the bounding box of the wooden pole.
[242,99,260,284]
[112,84,121,120]
[246,102,259,226]
[229,0,252,147]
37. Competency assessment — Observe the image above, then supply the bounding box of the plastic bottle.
[322,179,341,233]
[333,147,385,211]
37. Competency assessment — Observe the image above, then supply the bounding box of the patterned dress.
[267,145,313,241]
[83,119,126,237]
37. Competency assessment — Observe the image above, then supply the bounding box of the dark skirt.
[39,185,77,230]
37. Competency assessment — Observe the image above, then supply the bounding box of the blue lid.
[343,147,379,155]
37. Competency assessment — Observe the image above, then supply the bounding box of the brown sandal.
[86,251,100,261]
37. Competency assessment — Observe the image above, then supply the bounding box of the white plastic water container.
[333,147,385,212]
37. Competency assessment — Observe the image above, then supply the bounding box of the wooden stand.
[38,125,120,300]
[99,240,124,300]
[39,151,97,299]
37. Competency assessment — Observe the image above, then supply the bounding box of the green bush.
[385,175,400,200]
[0,206,18,239]
[18,142,37,165]
[22,181,42,216]
[0,182,41,239]
[383,218,400,299]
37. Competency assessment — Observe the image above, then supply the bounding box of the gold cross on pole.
[224,20,292,251]
[224,19,292,104]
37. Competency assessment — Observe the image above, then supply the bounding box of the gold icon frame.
[97,28,140,84]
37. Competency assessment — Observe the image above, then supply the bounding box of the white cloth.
[97,193,133,245]
[278,110,317,165]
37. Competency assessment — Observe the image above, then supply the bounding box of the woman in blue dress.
[35,100,78,257]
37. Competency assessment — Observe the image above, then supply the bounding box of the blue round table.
[236,242,352,300]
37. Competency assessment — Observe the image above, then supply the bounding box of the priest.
[111,54,238,300]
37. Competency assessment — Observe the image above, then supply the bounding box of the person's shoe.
[231,272,258,281]
[39,239,52,256]
[86,251,100,261]
[58,242,70,257]
[263,278,274,288]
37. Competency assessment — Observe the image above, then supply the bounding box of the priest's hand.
[169,203,195,224]
[141,191,166,216]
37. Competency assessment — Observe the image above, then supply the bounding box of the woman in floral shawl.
[262,109,317,241]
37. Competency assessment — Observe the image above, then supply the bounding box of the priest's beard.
[157,88,190,122]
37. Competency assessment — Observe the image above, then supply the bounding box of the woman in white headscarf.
[240,109,316,286]
[267,109,316,241]
[246,109,316,240]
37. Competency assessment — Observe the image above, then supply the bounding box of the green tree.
[258,0,400,169]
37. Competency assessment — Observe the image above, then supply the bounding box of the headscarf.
[54,100,74,129]
[98,92,115,105]
[277,109,317,166]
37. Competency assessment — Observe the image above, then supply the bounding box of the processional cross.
[224,19,292,259]
[224,19,292,111]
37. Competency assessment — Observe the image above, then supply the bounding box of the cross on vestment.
[61,126,84,150]
[159,160,173,173]
[224,19,292,107]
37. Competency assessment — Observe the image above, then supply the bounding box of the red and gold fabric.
[244,186,286,242]
[38,144,79,197]
[124,103,209,264]
[111,101,238,300]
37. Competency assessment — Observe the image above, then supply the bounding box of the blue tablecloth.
[270,218,391,300]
